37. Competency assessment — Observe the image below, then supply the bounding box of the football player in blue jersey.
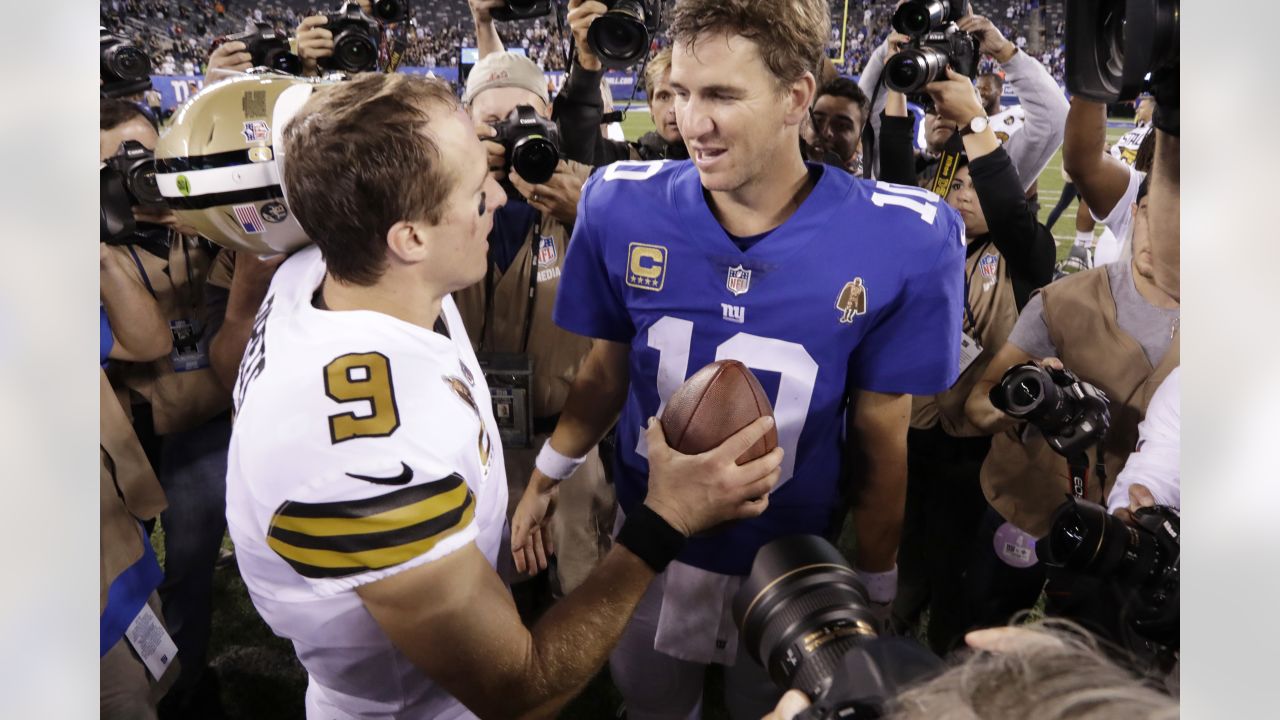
[511,0,967,717]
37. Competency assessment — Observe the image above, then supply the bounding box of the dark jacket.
[554,60,687,167]
[878,112,1054,309]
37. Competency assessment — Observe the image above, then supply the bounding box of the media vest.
[109,234,230,434]
[980,266,1180,537]
[912,240,1020,437]
[454,214,593,419]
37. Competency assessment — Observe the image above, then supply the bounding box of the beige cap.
[462,51,550,106]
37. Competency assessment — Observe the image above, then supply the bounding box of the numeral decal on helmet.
[324,352,401,443]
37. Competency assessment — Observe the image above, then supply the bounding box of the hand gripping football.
[660,360,778,463]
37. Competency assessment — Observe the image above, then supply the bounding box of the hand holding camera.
[884,1,980,94]
[206,40,253,74]
[213,22,301,75]
[510,160,589,226]
[955,14,1017,63]
[295,15,335,76]
[989,358,1111,460]
[567,0,610,72]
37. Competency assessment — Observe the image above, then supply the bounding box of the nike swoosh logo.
[345,462,413,486]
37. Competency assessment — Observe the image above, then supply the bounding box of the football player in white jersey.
[224,73,783,719]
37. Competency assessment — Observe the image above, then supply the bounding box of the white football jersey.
[225,245,506,719]
[1110,123,1152,167]
[990,104,1026,145]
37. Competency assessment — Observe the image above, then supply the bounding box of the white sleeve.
[1093,165,1143,260]
[998,50,1070,193]
[1108,367,1181,512]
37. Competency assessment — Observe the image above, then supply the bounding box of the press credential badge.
[126,603,178,681]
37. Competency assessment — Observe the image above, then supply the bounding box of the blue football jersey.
[555,160,966,575]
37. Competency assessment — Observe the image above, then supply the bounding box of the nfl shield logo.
[979,254,999,280]
[536,235,557,267]
[726,265,751,296]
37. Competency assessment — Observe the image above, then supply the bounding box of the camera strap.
[928,135,965,197]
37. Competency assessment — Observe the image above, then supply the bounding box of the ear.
[385,219,430,266]
[782,71,818,128]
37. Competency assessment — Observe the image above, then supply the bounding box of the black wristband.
[616,505,687,573]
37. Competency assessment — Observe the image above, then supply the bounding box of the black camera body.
[1038,497,1180,648]
[991,362,1111,459]
[886,25,980,94]
[219,22,302,75]
[101,140,164,244]
[492,0,553,22]
[587,0,660,70]
[491,105,562,186]
[101,28,152,98]
[734,536,942,718]
[320,2,382,73]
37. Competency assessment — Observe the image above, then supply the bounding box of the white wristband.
[535,440,587,482]
[857,565,899,605]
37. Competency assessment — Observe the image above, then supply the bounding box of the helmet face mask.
[155,73,330,256]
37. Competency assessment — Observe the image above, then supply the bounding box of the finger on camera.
[1040,356,1065,370]
[1128,483,1157,509]
[508,169,535,194]
[300,15,328,28]
[713,415,777,461]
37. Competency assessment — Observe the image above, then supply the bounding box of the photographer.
[859,9,1066,190]
[557,1,687,165]
[100,98,234,716]
[878,68,1054,653]
[224,72,783,719]
[808,78,870,175]
[1062,96,1156,270]
[453,51,616,601]
[960,177,1179,644]
[293,0,375,77]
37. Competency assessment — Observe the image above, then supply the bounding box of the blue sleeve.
[552,176,636,343]
[100,304,114,367]
[847,209,966,395]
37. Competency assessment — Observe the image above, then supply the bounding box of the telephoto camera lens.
[892,0,949,36]
[734,535,881,699]
[332,31,378,73]
[371,0,408,23]
[511,136,559,184]
[101,33,152,83]
[885,45,950,93]
[1041,498,1162,586]
[588,0,650,70]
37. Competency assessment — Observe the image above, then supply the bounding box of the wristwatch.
[958,114,990,137]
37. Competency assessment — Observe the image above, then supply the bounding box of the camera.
[1065,1,1178,104]
[734,536,942,719]
[101,28,152,98]
[884,1,979,94]
[101,140,164,244]
[587,0,660,70]
[990,362,1111,459]
[491,0,553,22]
[369,0,409,23]
[320,2,382,73]
[491,105,562,185]
[215,22,302,75]
[1038,497,1179,647]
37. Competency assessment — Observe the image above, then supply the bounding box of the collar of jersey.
[673,161,852,260]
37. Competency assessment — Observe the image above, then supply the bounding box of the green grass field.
[178,114,1131,719]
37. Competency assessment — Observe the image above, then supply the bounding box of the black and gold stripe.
[267,473,476,579]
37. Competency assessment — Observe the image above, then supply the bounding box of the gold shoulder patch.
[267,473,475,579]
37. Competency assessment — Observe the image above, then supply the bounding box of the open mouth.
[694,147,727,168]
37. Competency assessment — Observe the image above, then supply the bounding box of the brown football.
[660,360,778,463]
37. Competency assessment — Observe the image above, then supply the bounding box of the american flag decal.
[233,204,266,234]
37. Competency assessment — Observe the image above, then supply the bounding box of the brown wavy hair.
[667,0,830,88]
[283,73,457,286]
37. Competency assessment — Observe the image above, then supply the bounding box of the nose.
[679,97,714,140]
[489,176,508,212]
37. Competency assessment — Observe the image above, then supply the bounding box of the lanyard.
[479,212,541,355]
[961,240,990,335]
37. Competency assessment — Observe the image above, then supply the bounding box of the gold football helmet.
[155,73,333,255]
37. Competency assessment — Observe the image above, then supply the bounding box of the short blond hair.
[644,47,673,97]
[668,0,829,87]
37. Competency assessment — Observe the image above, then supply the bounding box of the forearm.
[1062,97,1131,216]
[518,546,655,717]
[877,111,917,186]
[474,16,504,58]
[965,378,1020,433]
[101,259,172,362]
[847,394,909,572]
[209,314,252,390]
[1000,51,1069,192]
[969,147,1053,287]
[556,61,608,165]
[546,344,628,459]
